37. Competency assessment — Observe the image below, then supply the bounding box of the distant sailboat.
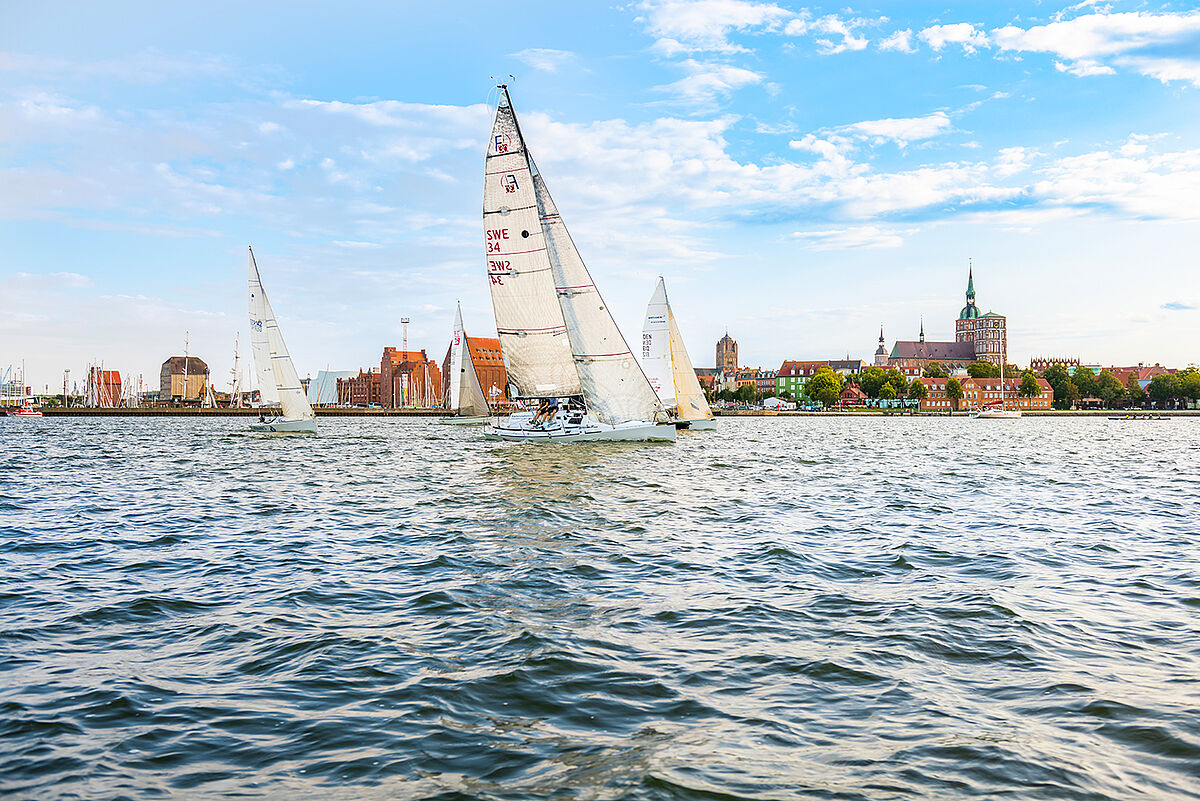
[247,246,317,434]
[481,86,674,443]
[439,301,492,425]
[972,359,1021,420]
[641,277,716,430]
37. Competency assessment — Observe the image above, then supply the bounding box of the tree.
[1125,374,1145,406]
[1180,370,1200,401]
[1041,364,1076,410]
[734,383,757,404]
[922,362,948,378]
[879,383,897,400]
[908,379,928,401]
[967,361,1000,378]
[858,367,887,398]
[805,367,844,408]
[882,368,908,397]
[1019,371,1041,399]
[1147,373,1179,404]
[1095,371,1125,409]
[946,378,963,412]
[778,391,793,402]
[1072,367,1097,400]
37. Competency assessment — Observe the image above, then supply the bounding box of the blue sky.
[3,0,1199,392]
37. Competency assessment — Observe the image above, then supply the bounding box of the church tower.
[716,331,738,372]
[874,325,888,367]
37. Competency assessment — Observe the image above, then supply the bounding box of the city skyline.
[3,0,1199,391]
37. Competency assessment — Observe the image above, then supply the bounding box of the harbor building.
[917,376,1054,412]
[716,332,738,372]
[441,336,507,408]
[1029,356,1079,373]
[159,356,208,402]
[380,347,443,408]
[337,369,381,407]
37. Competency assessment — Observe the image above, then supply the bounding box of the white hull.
[485,411,675,443]
[438,415,491,426]
[675,417,716,430]
[972,409,1022,419]
[249,416,317,434]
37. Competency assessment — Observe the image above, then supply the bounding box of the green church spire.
[966,259,976,302]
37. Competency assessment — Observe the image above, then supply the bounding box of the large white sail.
[641,278,673,406]
[668,308,714,422]
[483,95,581,398]
[248,248,279,406]
[531,163,665,426]
[248,247,314,421]
[449,302,490,417]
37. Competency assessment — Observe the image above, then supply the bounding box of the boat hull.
[972,410,1022,419]
[437,415,491,426]
[675,417,716,430]
[249,417,317,434]
[485,411,675,443]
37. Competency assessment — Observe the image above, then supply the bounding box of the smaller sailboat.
[641,278,716,430]
[439,302,492,425]
[972,360,1021,419]
[247,246,317,434]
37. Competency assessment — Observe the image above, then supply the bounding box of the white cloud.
[654,60,763,103]
[919,23,989,54]
[991,11,1200,86]
[786,14,873,54]
[838,111,953,146]
[1054,59,1116,77]
[332,240,384,249]
[878,29,917,53]
[509,48,578,73]
[637,0,790,53]
[993,146,1038,178]
[792,226,917,250]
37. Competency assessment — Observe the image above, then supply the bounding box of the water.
[1,416,1198,800]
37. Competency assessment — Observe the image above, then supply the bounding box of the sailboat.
[246,246,317,434]
[641,277,716,430]
[481,86,675,443]
[439,301,492,425]
[972,360,1022,419]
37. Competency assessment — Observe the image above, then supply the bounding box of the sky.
[2,0,1199,393]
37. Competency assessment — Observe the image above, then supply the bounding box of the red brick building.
[337,369,381,407]
[917,376,1054,412]
[381,347,443,408]
[87,367,123,407]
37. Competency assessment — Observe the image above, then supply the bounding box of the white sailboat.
[641,277,716,430]
[481,86,675,443]
[439,301,492,425]
[247,246,317,434]
[972,360,1022,419]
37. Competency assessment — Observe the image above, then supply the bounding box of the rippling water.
[2,416,1198,800]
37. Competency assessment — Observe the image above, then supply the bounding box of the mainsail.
[449,302,490,417]
[667,307,713,422]
[247,247,315,421]
[248,248,279,406]
[483,94,581,398]
[532,162,665,426]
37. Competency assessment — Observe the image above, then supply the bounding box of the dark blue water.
[2,416,1198,800]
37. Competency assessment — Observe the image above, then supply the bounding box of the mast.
[183,332,189,404]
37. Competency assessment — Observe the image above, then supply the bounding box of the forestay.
[532,163,665,427]
[247,248,279,406]
[483,95,581,398]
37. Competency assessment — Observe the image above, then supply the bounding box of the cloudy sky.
[3,0,1199,392]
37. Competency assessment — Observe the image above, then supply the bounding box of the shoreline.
[9,407,1197,418]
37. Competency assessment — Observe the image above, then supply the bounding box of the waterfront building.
[829,359,863,376]
[159,356,208,402]
[888,341,976,378]
[1029,356,1079,373]
[716,332,738,372]
[733,368,775,396]
[441,336,507,408]
[838,383,867,407]
[338,369,381,407]
[380,347,443,408]
[776,360,828,397]
[693,367,719,389]
[917,376,1053,412]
